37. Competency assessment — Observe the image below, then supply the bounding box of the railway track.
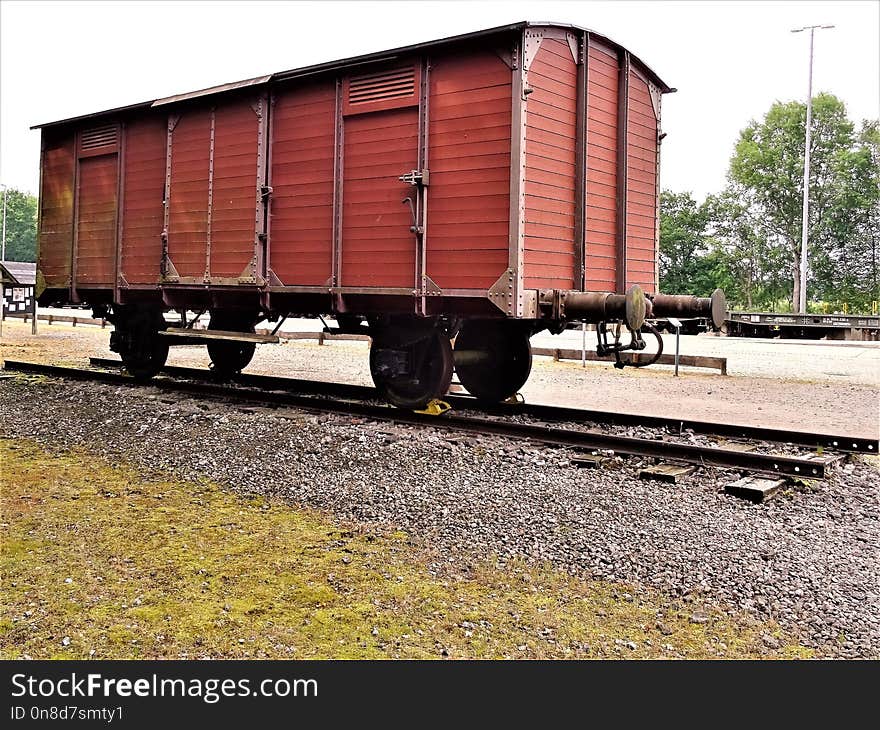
[5,358,873,481]
[84,356,877,455]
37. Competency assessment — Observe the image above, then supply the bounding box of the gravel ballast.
[1,376,877,658]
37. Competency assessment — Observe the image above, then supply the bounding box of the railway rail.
[5,359,875,480]
[80,357,877,454]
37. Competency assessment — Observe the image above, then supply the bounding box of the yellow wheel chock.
[503,392,525,405]
[414,398,451,416]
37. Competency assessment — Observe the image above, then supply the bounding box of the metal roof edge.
[30,100,156,130]
[151,74,272,107]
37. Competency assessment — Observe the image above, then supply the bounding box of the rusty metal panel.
[341,105,419,288]
[74,150,118,287]
[426,48,512,291]
[522,37,577,291]
[625,67,659,294]
[268,82,336,286]
[584,40,618,292]
[37,131,76,291]
[120,116,166,285]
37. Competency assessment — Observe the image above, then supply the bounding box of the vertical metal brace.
[161,114,178,282]
[615,51,631,294]
[70,131,81,303]
[205,107,216,283]
[331,77,344,294]
[651,82,662,294]
[261,92,276,302]
[507,34,527,317]
[114,122,125,301]
[573,32,588,293]
[248,94,268,286]
[416,55,430,315]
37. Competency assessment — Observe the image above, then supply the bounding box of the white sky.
[1,0,878,200]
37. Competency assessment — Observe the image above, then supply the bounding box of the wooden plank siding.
[37,133,76,290]
[74,153,118,286]
[584,41,619,292]
[427,49,512,290]
[625,69,659,293]
[522,39,577,290]
[120,116,166,285]
[209,101,261,279]
[269,83,336,286]
[166,108,211,279]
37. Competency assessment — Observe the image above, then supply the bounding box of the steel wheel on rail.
[453,320,532,402]
[369,329,454,410]
[207,310,257,378]
[118,308,169,381]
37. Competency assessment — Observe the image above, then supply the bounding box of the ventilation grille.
[348,67,416,106]
[80,124,118,151]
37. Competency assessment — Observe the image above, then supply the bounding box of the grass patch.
[0,438,809,659]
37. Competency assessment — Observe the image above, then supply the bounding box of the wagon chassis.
[5,359,873,481]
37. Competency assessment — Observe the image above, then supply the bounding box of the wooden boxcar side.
[34,22,670,316]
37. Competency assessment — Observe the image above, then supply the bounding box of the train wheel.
[369,329,453,410]
[118,308,169,381]
[454,320,532,402]
[207,311,257,377]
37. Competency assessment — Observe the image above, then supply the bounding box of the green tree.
[659,190,736,300]
[705,188,789,310]
[1,187,38,263]
[727,93,879,310]
[659,190,708,294]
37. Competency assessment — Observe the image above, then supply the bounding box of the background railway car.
[33,21,723,408]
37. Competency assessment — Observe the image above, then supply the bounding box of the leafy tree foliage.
[1,188,37,263]
[660,94,879,312]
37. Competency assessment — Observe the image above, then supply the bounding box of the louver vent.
[80,124,118,152]
[348,67,416,106]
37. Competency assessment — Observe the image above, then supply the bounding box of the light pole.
[791,23,834,314]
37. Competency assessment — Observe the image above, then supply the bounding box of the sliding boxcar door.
[340,65,421,289]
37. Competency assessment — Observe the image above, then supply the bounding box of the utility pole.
[791,24,834,314]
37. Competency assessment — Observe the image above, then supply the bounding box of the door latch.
[402,197,422,235]
[398,169,430,187]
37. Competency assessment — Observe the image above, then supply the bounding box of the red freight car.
[33,21,724,408]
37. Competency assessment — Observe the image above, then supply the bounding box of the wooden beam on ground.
[724,476,787,503]
[531,347,727,375]
[639,463,696,483]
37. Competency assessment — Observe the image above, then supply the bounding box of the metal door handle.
[402,196,422,234]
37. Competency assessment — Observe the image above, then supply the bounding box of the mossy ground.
[0,437,809,659]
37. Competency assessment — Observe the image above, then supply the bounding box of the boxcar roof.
[32,21,673,130]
